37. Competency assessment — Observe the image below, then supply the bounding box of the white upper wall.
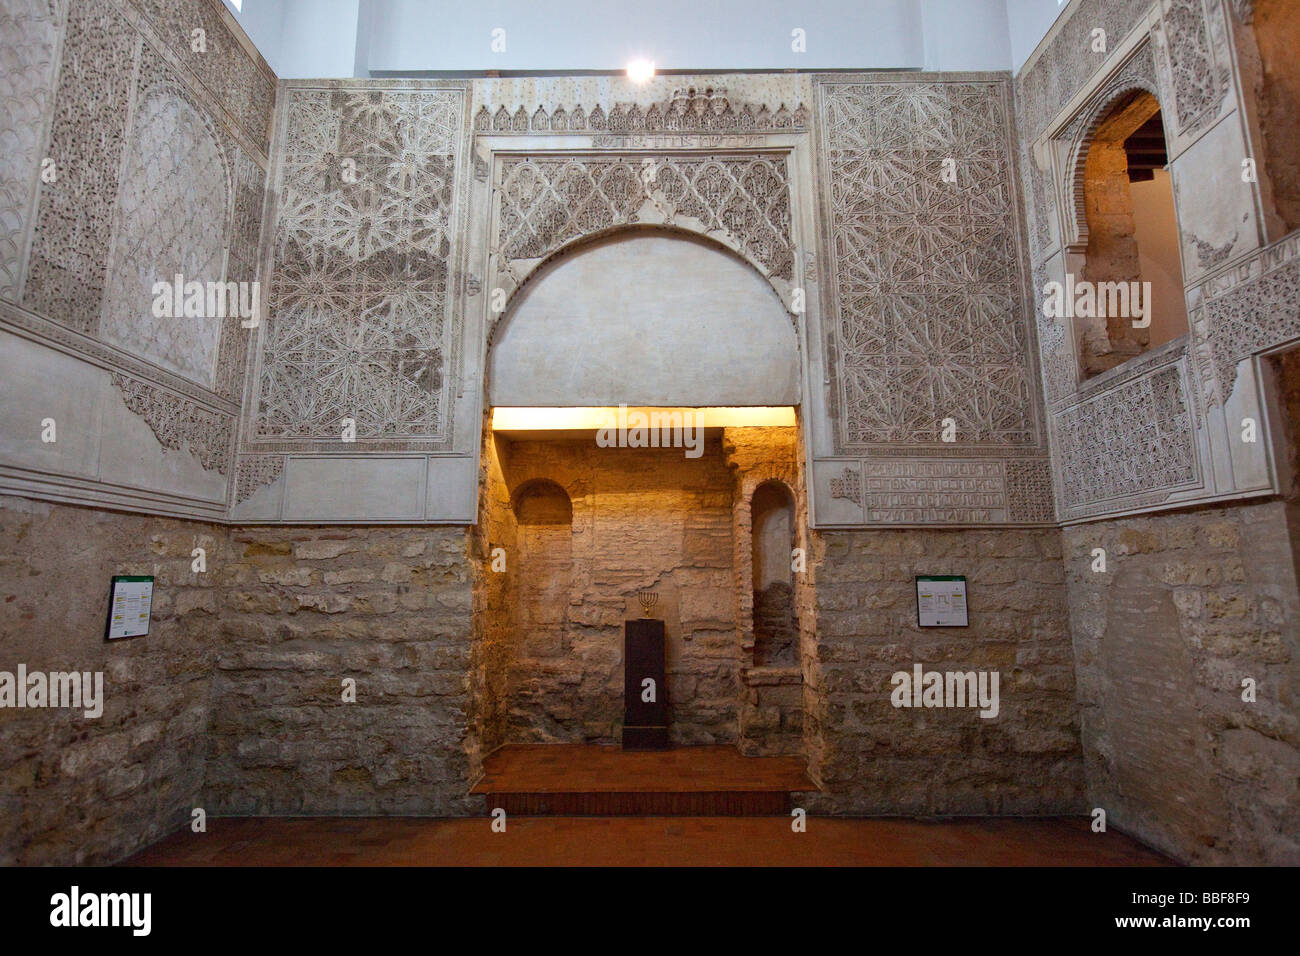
[223,0,360,77]
[920,0,1011,73]
[362,0,927,73]
[226,0,1049,78]
[1005,0,1073,73]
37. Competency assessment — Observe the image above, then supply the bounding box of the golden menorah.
[636,590,658,618]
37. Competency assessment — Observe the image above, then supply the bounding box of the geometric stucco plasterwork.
[126,0,275,154]
[5,0,268,409]
[492,152,794,299]
[1016,0,1156,147]
[1019,0,1232,154]
[1191,231,1300,408]
[1151,0,1233,140]
[1005,457,1056,523]
[0,0,272,515]
[206,151,266,404]
[1056,41,1161,257]
[1013,0,1158,276]
[1013,0,1251,523]
[233,453,283,504]
[815,76,1041,453]
[251,85,469,450]
[0,0,64,303]
[22,0,137,334]
[1054,353,1199,518]
[1031,258,1079,409]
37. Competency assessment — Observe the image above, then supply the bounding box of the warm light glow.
[626,59,655,83]
[492,406,796,431]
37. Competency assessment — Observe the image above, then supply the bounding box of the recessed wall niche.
[750,480,798,668]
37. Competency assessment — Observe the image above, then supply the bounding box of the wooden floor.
[124,816,1172,866]
[473,744,815,793]
[472,743,815,815]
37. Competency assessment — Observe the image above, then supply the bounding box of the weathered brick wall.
[206,525,477,816]
[469,431,517,773]
[723,426,807,755]
[803,527,1084,815]
[1063,501,1300,864]
[0,496,223,864]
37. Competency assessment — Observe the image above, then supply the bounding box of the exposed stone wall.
[0,497,224,864]
[490,437,739,745]
[206,525,477,816]
[468,431,517,771]
[1062,501,1300,864]
[803,527,1083,814]
[1242,0,1300,233]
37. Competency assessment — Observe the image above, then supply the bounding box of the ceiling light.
[626,60,655,84]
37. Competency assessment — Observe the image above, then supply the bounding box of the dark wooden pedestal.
[623,618,669,749]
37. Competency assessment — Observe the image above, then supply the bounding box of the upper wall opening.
[487,230,800,408]
[1077,90,1188,378]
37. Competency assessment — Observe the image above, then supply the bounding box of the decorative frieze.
[861,460,1007,525]
[111,372,233,474]
[233,454,284,504]
[473,87,807,136]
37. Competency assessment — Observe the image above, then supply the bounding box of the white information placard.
[916,575,968,627]
[107,576,153,640]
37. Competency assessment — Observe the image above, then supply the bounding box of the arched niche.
[512,477,573,525]
[99,84,232,386]
[750,479,797,667]
[1070,89,1188,377]
[487,229,800,407]
[510,478,573,634]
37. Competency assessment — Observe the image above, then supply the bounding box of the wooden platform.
[471,744,816,816]
[124,817,1173,867]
